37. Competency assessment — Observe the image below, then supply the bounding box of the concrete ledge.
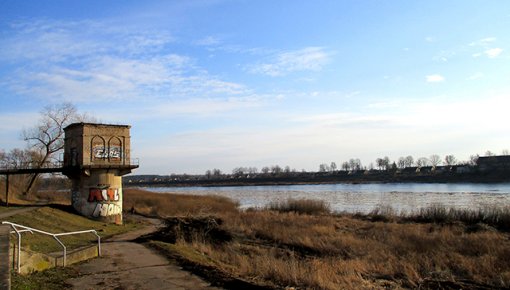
[54,245,99,267]
[11,245,99,274]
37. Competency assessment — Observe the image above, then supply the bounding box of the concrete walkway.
[66,216,222,290]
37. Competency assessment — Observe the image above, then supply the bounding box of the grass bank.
[2,206,140,253]
[125,188,510,289]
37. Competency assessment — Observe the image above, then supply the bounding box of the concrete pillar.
[71,170,123,224]
[0,225,10,290]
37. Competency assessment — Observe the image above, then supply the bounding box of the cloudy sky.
[1,1,510,174]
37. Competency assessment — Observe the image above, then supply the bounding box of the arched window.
[108,137,122,161]
[91,136,106,161]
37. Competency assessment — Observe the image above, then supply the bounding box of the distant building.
[477,155,510,171]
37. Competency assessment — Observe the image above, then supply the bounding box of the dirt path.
[66,215,223,290]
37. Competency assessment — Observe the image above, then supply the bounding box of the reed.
[123,188,239,217]
[266,198,331,215]
[140,191,510,289]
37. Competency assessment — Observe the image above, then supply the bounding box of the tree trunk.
[23,155,49,196]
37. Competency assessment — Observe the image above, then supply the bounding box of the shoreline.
[125,172,510,188]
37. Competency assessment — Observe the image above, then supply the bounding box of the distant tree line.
[124,149,510,185]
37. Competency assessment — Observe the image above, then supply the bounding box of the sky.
[1,1,510,175]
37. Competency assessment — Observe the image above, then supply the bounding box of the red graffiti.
[88,188,119,202]
[88,189,103,202]
[106,189,116,200]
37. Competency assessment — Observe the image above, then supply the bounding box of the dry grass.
[123,188,239,217]
[266,198,331,215]
[0,177,70,206]
[129,190,510,289]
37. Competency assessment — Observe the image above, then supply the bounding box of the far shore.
[125,170,510,188]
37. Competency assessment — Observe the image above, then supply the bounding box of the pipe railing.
[1,221,101,273]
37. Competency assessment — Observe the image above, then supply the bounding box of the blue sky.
[1,1,510,174]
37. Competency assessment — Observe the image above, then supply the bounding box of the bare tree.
[0,150,6,168]
[212,168,222,176]
[404,156,414,168]
[319,163,330,172]
[21,103,90,195]
[397,157,406,169]
[271,165,282,174]
[375,158,383,170]
[341,161,350,171]
[502,149,510,156]
[416,157,429,168]
[330,162,337,172]
[469,155,479,166]
[444,155,457,166]
[429,154,441,167]
[349,158,362,171]
[485,150,495,157]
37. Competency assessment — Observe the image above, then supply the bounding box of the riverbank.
[6,188,510,289]
[124,188,510,289]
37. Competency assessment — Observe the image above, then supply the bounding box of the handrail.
[1,221,101,273]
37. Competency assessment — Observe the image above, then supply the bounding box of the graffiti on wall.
[88,188,121,218]
[88,188,120,202]
[92,145,122,160]
[92,203,121,217]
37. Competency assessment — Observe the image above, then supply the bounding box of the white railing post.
[53,237,66,266]
[1,221,100,271]
[12,226,21,274]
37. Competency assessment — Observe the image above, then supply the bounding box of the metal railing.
[1,221,101,273]
[0,160,64,171]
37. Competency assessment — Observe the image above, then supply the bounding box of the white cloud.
[469,37,496,47]
[0,20,174,62]
[194,36,221,46]
[1,19,251,104]
[426,74,445,83]
[485,48,503,58]
[467,37,503,59]
[467,72,484,80]
[425,36,436,43]
[247,47,331,76]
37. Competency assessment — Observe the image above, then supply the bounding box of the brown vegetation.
[124,188,239,217]
[125,189,510,289]
[266,198,331,215]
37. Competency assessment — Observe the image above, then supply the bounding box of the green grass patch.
[0,206,21,214]
[11,266,79,290]
[2,206,140,253]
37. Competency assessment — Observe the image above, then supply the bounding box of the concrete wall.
[71,170,123,224]
[10,245,99,274]
[64,123,131,168]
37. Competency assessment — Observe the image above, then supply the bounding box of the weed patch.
[266,198,331,215]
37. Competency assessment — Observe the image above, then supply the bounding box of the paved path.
[66,216,222,290]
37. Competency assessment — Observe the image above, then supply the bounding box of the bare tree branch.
[21,102,90,195]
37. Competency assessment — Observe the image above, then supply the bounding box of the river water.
[143,182,510,214]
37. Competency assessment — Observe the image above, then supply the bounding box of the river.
[143,182,510,214]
